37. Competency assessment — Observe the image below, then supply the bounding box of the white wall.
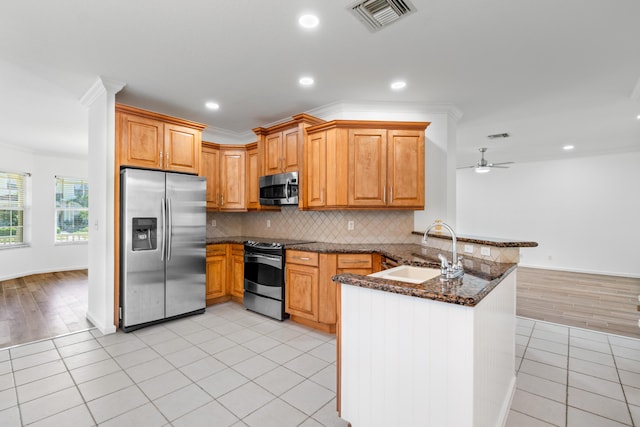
[456,151,640,278]
[0,143,88,281]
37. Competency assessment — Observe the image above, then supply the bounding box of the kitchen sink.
[369,265,441,284]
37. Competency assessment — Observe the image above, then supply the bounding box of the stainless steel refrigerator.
[120,168,206,332]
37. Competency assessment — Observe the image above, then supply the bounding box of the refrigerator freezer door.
[121,169,166,328]
[165,173,206,318]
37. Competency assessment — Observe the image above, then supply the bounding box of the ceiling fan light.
[475,166,491,174]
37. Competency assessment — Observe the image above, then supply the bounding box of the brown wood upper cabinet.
[253,114,325,176]
[200,142,247,212]
[116,104,205,175]
[246,142,260,211]
[302,120,429,210]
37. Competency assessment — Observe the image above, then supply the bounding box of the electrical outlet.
[266,219,271,228]
[464,244,474,254]
[211,219,216,227]
[347,220,355,231]
[480,247,491,257]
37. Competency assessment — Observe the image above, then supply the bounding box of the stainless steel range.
[243,239,311,320]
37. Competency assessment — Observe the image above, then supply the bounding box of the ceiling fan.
[458,148,514,173]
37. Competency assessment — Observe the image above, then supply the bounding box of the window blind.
[0,171,27,246]
[55,176,89,242]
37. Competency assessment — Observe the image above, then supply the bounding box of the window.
[55,176,89,243]
[0,171,27,246]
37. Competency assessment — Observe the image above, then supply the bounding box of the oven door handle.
[244,253,282,269]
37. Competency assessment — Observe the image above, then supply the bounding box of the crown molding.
[203,100,464,144]
[80,76,126,107]
[305,100,464,122]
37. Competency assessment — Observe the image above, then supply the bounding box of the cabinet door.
[220,149,246,211]
[282,127,301,172]
[325,128,349,207]
[206,255,227,300]
[264,132,283,175]
[348,129,387,207]
[285,264,319,321]
[230,247,245,299]
[305,131,327,208]
[318,253,337,325]
[246,146,260,210]
[387,129,424,208]
[119,113,163,169]
[164,123,201,174]
[201,145,220,210]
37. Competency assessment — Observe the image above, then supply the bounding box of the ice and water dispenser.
[132,217,157,251]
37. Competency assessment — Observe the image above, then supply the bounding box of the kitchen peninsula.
[331,236,533,427]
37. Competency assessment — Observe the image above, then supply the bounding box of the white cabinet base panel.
[340,271,516,427]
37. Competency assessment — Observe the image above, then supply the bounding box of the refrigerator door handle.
[160,197,166,261]
[167,198,173,261]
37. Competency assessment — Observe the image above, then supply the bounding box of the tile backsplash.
[207,207,415,244]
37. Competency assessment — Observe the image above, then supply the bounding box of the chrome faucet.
[423,221,464,279]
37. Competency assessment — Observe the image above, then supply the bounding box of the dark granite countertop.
[288,242,517,307]
[413,231,538,248]
[207,239,517,307]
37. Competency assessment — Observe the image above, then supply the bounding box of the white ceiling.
[1,0,639,166]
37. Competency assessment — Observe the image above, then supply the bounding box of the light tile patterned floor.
[0,303,639,426]
[508,317,640,426]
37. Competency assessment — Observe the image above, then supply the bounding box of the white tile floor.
[0,303,638,426]
[508,317,640,427]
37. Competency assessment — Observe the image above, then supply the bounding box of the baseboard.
[0,266,88,282]
[518,263,640,279]
[86,311,117,336]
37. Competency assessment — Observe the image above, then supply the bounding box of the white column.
[80,77,125,335]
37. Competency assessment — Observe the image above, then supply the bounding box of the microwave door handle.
[285,179,289,202]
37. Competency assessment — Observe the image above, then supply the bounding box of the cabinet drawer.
[337,253,372,269]
[230,243,244,256]
[206,244,226,256]
[286,250,319,267]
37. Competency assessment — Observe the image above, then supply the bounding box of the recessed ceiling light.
[299,76,314,86]
[205,102,220,110]
[298,14,319,29]
[636,114,640,119]
[390,81,406,90]
[563,145,574,151]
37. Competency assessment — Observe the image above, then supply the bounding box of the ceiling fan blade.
[489,165,510,168]
[488,161,514,166]
[456,165,477,169]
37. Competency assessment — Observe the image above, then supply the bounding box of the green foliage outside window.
[55,177,89,242]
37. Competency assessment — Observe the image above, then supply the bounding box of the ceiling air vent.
[487,132,510,140]
[349,0,417,32]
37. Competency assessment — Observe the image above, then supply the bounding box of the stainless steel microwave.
[259,171,299,206]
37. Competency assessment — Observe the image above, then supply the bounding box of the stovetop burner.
[244,238,313,248]
[245,240,284,250]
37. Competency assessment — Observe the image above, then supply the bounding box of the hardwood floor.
[517,266,640,338]
[0,270,92,349]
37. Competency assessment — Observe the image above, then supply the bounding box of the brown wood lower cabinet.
[205,243,244,305]
[229,244,244,299]
[285,251,376,334]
